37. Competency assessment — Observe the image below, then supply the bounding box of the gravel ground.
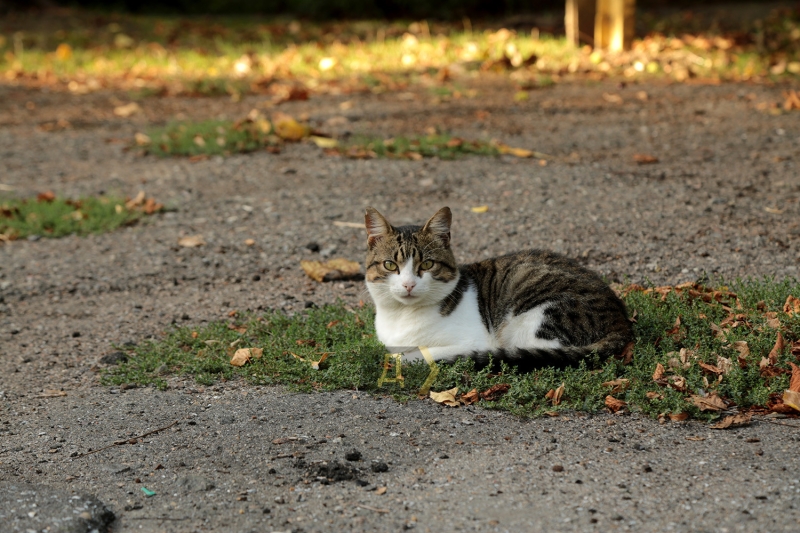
[1,76,799,532]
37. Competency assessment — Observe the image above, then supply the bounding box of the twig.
[126,517,190,521]
[356,504,389,514]
[332,221,364,229]
[762,419,800,429]
[74,420,179,458]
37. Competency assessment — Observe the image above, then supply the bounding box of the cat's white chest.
[373,286,492,351]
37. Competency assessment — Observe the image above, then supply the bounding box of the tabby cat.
[364,206,632,369]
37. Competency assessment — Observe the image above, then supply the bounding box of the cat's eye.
[420,260,434,270]
[383,260,398,271]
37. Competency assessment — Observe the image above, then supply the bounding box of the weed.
[144,119,280,157]
[339,134,500,160]
[0,195,147,240]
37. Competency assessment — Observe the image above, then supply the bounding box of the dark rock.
[99,352,127,365]
[307,460,359,482]
[345,449,362,461]
[370,461,389,473]
[71,331,81,338]
[552,464,564,472]
[177,475,215,492]
[305,242,320,252]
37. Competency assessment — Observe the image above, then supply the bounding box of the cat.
[364,206,633,369]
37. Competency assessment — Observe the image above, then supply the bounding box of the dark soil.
[1,75,799,532]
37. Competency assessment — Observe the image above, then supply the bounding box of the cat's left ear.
[422,206,452,247]
[365,207,392,249]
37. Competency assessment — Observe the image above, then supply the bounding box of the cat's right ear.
[365,207,391,249]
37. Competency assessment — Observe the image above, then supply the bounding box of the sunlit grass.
[143,119,280,157]
[2,9,798,96]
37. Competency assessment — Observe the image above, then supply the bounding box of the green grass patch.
[143,119,282,157]
[0,194,153,240]
[337,134,501,160]
[104,278,800,421]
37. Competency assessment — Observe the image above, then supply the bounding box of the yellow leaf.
[134,132,151,145]
[513,90,529,102]
[470,205,489,213]
[309,135,338,149]
[496,143,533,158]
[178,235,206,248]
[300,258,361,282]
[272,112,309,142]
[429,387,460,406]
[55,43,72,61]
[113,102,141,117]
[230,347,261,367]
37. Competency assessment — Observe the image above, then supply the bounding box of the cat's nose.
[402,280,416,293]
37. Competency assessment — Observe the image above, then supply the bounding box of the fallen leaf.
[545,383,565,406]
[480,383,511,401]
[768,331,785,365]
[783,390,800,412]
[134,132,151,145]
[470,205,489,213]
[645,391,663,400]
[230,347,262,367]
[605,395,626,413]
[178,235,206,248]
[686,436,705,441]
[689,392,726,411]
[789,362,800,393]
[326,320,340,329]
[716,356,733,375]
[784,295,800,316]
[733,341,750,368]
[311,352,330,370]
[665,316,682,339]
[669,412,689,422]
[765,311,781,329]
[711,413,751,429]
[602,378,630,394]
[669,375,687,392]
[114,102,141,117]
[55,42,73,61]
[37,389,67,398]
[37,191,56,203]
[227,323,248,334]
[430,387,460,407]
[698,362,723,375]
[602,92,623,104]
[461,388,480,405]
[309,135,338,149]
[496,143,533,158]
[617,341,634,365]
[272,112,309,142]
[653,363,665,381]
[376,486,387,495]
[300,258,361,282]
[633,153,659,164]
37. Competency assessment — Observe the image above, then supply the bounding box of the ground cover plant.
[2,6,799,99]
[104,278,800,423]
[0,191,160,241]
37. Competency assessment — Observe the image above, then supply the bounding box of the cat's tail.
[477,331,633,371]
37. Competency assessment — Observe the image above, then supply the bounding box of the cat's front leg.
[386,345,472,363]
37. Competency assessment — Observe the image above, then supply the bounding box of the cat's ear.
[422,206,452,247]
[365,207,392,249]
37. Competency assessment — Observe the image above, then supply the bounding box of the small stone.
[262,507,271,514]
[27,234,41,242]
[643,464,653,473]
[438,453,449,460]
[371,461,389,473]
[99,351,128,365]
[345,449,362,461]
[274,496,285,504]
[252,274,261,281]
[304,301,317,309]
[305,242,321,252]
[552,464,564,472]
[72,331,81,338]
[182,313,190,320]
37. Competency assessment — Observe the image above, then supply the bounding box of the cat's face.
[364,207,458,307]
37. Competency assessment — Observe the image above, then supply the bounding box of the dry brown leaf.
[230,347,262,367]
[113,102,141,117]
[480,383,511,401]
[789,362,800,393]
[698,362,723,375]
[716,356,733,375]
[669,375,687,392]
[783,390,800,412]
[679,348,696,369]
[461,388,480,405]
[665,316,681,338]
[311,352,330,370]
[633,153,659,164]
[496,143,533,158]
[617,341,634,365]
[300,258,361,283]
[765,311,781,329]
[645,391,663,400]
[545,383,565,406]
[605,395,626,413]
[768,331,785,365]
[783,295,800,316]
[733,341,750,368]
[37,389,67,398]
[430,387,460,407]
[669,412,689,422]
[37,191,56,202]
[178,235,206,248]
[376,486,387,495]
[711,413,751,429]
[602,378,630,394]
[653,363,665,381]
[689,392,726,411]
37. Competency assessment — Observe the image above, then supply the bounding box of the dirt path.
[1,77,799,532]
